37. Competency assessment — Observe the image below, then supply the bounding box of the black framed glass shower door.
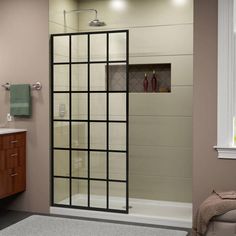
[51,30,129,213]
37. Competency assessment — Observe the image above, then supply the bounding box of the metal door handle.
[10,173,18,177]
[11,140,18,144]
[10,153,18,157]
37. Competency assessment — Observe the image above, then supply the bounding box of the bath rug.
[0,215,188,236]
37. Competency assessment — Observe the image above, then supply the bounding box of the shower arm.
[64,9,98,20]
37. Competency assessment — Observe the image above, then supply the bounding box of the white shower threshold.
[50,197,192,228]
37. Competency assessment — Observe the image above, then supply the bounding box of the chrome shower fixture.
[63,9,106,27]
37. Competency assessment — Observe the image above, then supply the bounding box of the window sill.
[214,146,236,159]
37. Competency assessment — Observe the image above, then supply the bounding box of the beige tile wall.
[51,0,193,203]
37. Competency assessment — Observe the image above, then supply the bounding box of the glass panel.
[72,179,88,207]
[90,181,106,208]
[109,33,126,61]
[109,182,126,210]
[72,35,88,62]
[90,123,106,149]
[109,153,126,181]
[53,122,69,148]
[90,34,107,61]
[72,151,88,178]
[54,178,70,205]
[72,122,88,149]
[72,93,88,120]
[53,36,69,63]
[108,63,126,91]
[54,150,69,177]
[109,123,126,150]
[90,64,107,91]
[54,65,69,91]
[54,94,69,120]
[72,64,88,91]
[90,93,106,120]
[109,93,126,121]
[90,152,106,179]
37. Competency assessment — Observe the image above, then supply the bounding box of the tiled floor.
[0,209,192,235]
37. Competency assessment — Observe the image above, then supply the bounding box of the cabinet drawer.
[6,147,25,169]
[0,167,26,200]
[0,151,5,170]
[0,170,12,198]
[2,132,26,149]
[10,167,25,194]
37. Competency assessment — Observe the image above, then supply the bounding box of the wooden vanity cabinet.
[0,132,26,199]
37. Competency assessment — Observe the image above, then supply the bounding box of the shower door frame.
[50,30,129,214]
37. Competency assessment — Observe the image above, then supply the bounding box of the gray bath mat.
[0,215,188,236]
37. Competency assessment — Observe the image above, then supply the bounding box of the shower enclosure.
[51,30,129,213]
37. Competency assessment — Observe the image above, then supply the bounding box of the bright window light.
[172,0,188,6]
[233,117,236,146]
[110,0,126,11]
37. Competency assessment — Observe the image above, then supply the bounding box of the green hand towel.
[10,84,32,117]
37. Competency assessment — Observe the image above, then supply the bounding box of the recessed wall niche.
[109,63,171,93]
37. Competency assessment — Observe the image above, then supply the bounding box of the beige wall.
[74,0,193,202]
[0,0,49,213]
[49,0,80,34]
[193,0,236,214]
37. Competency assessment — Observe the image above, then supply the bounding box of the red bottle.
[151,70,157,92]
[143,73,148,92]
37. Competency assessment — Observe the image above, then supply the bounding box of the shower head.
[89,19,106,27]
[64,9,106,27]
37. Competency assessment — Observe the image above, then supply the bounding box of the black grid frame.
[50,30,129,213]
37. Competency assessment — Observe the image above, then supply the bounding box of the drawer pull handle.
[11,140,18,144]
[10,153,18,157]
[10,173,18,177]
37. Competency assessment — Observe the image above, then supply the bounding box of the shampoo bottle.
[143,73,148,92]
[151,70,157,92]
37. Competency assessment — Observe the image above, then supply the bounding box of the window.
[215,0,236,158]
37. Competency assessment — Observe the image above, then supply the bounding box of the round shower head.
[89,19,106,27]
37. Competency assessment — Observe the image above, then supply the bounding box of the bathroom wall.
[0,0,49,213]
[66,0,193,202]
[193,0,236,215]
[49,0,80,34]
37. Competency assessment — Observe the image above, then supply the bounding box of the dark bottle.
[151,70,157,92]
[143,73,148,92]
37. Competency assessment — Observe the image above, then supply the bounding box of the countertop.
[0,128,27,135]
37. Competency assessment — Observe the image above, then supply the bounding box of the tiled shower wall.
[50,0,193,203]
[76,0,193,203]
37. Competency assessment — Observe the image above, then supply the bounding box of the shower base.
[50,195,192,228]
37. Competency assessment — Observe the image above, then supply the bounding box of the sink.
[0,128,27,135]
